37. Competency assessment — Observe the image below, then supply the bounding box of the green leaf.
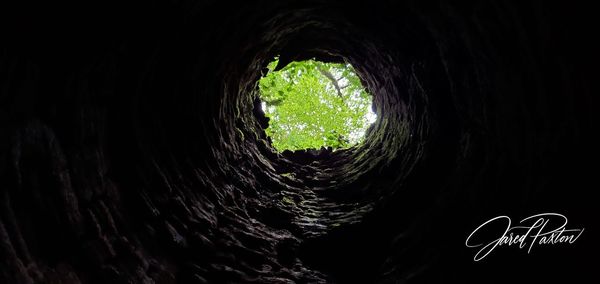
[258,57,376,151]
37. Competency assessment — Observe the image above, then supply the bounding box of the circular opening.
[258,57,376,152]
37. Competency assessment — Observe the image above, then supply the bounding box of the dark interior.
[1,1,597,283]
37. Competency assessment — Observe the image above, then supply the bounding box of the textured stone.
[1,1,596,283]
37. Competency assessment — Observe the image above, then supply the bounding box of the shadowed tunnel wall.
[1,1,597,283]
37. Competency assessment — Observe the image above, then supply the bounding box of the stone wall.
[1,1,596,283]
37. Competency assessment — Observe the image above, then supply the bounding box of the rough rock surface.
[1,1,597,283]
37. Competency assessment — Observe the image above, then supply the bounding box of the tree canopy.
[258,58,376,151]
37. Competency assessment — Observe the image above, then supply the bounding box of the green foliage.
[258,58,375,151]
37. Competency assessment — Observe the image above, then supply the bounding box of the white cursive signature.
[465,213,584,261]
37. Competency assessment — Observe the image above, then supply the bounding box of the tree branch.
[316,64,345,101]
